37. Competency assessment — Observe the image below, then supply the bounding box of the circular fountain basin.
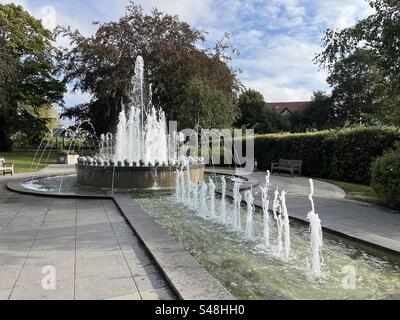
[76,163,205,189]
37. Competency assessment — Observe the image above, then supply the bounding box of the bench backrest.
[279,159,302,167]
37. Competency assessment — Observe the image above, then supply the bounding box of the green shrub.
[371,149,400,206]
[253,126,400,184]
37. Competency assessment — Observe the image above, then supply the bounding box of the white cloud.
[1,0,375,104]
[244,77,313,102]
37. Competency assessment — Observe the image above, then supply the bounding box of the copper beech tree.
[57,3,241,133]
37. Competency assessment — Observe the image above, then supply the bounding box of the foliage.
[290,91,335,131]
[371,146,400,206]
[236,89,289,133]
[252,126,400,184]
[11,105,60,146]
[315,0,400,125]
[316,0,400,79]
[327,49,393,126]
[175,78,235,129]
[57,3,240,134]
[0,4,65,150]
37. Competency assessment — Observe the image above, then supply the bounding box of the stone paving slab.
[0,175,176,300]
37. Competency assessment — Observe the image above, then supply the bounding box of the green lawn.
[1,151,58,174]
[318,178,390,208]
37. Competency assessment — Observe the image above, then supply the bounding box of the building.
[265,101,312,117]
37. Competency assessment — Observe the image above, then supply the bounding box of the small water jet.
[307,179,324,278]
[280,190,291,259]
[220,176,227,224]
[208,178,216,218]
[232,179,242,231]
[200,181,208,218]
[272,187,283,256]
[244,190,255,239]
[260,171,271,248]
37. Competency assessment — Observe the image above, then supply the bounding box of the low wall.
[76,164,205,189]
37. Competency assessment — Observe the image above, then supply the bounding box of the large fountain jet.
[114,56,169,163]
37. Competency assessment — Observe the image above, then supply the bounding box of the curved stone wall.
[76,164,205,189]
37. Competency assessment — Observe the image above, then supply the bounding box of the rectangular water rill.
[131,174,400,300]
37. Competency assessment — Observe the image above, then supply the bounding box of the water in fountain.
[220,176,227,224]
[109,56,169,163]
[280,190,291,259]
[175,169,182,201]
[192,182,199,211]
[100,133,113,159]
[244,190,255,239]
[208,178,216,218]
[272,187,283,256]
[307,179,324,278]
[185,159,192,206]
[260,171,272,248]
[200,181,208,218]
[232,179,242,230]
[180,169,186,203]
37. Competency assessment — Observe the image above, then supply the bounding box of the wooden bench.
[271,159,302,176]
[0,158,14,176]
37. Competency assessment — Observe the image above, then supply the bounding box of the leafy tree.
[291,91,335,132]
[57,4,240,134]
[327,49,392,125]
[236,90,265,128]
[176,78,235,129]
[316,0,400,79]
[315,0,400,124]
[0,4,65,150]
[236,89,287,134]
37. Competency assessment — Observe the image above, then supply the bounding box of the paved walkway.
[214,169,400,254]
[0,172,176,300]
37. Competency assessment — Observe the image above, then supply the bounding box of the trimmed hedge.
[253,126,400,184]
[371,149,400,206]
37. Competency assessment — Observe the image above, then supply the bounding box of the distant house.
[265,101,312,117]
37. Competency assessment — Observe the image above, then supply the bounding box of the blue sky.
[2,0,375,110]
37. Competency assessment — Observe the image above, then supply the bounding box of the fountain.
[200,182,208,218]
[208,178,216,218]
[220,176,227,224]
[244,190,254,239]
[307,179,324,278]
[280,190,291,259]
[232,179,242,231]
[272,187,283,256]
[22,163,400,299]
[260,171,271,248]
[76,56,205,189]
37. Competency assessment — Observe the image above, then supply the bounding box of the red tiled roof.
[265,101,312,114]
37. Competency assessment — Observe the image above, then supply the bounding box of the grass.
[318,178,391,208]
[0,151,58,174]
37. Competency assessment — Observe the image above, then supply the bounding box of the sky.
[1,0,375,111]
